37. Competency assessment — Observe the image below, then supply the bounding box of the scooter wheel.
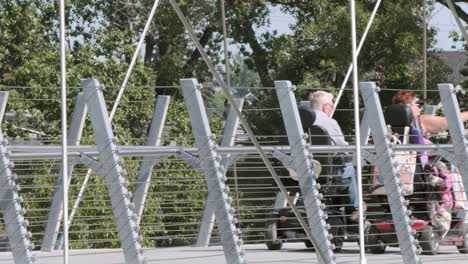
[457,224,468,254]
[265,221,282,250]
[365,225,386,254]
[420,225,439,255]
[304,240,315,250]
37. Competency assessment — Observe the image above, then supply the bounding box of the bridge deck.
[0,243,465,264]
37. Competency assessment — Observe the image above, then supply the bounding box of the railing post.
[360,82,420,264]
[82,79,145,264]
[181,79,246,264]
[275,81,335,264]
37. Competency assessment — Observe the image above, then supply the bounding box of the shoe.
[350,202,367,222]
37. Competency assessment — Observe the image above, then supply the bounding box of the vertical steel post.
[42,93,87,251]
[133,96,171,226]
[0,92,34,264]
[438,84,468,200]
[196,98,244,246]
[82,79,145,264]
[58,0,69,260]
[275,81,335,264]
[360,82,420,264]
[181,79,246,264]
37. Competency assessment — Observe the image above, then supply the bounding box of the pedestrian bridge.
[0,79,466,264]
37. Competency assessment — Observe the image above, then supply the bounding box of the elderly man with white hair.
[309,91,348,146]
[308,90,363,221]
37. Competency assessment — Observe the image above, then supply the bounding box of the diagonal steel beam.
[360,82,420,264]
[275,81,336,264]
[41,93,87,252]
[196,98,244,246]
[132,96,171,226]
[181,79,246,264]
[438,83,468,205]
[82,78,145,264]
[0,91,34,264]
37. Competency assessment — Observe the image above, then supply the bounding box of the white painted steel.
[59,0,69,262]
[349,1,366,263]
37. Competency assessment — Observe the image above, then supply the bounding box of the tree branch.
[241,20,274,87]
[437,0,468,25]
[183,25,215,71]
[144,34,155,66]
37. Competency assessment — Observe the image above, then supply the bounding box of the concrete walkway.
[0,243,466,263]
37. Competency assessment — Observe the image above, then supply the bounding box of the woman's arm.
[420,111,468,134]
[420,115,447,134]
[461,111,468,122]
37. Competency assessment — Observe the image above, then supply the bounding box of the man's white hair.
[309,91,334,110]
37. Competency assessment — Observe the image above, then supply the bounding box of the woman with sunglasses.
[392,91,468,134]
